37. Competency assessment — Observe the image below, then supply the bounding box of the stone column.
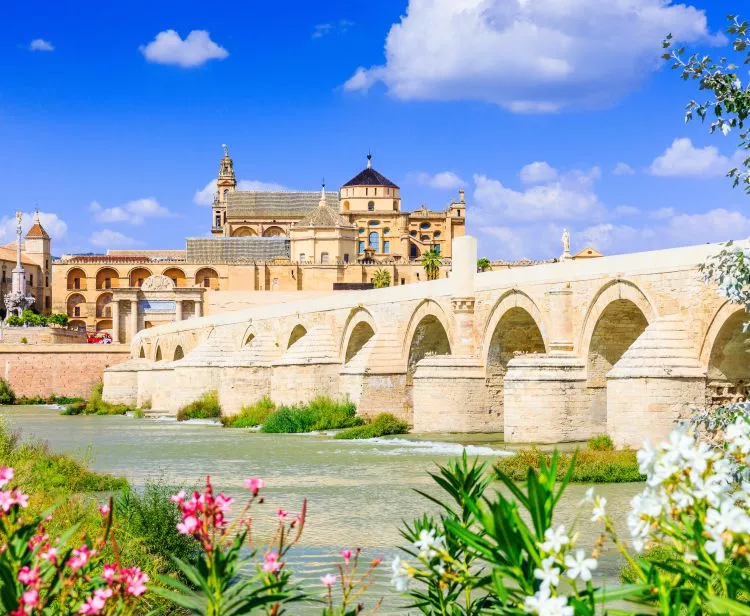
[451,236,478,356]
[545,283,574,352]
[130,299,138,340]
[175,299,183,322]
[111,300,120,343]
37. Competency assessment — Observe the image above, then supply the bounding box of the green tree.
[372,268,391,288]
[477,257,491,272]
[421,249,442,281]
[48,313,69,327]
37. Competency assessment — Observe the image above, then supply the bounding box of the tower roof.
[295,205,354,228]
[342,154,399,189]
[25,211,50,240]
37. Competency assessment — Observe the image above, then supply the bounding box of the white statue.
[561,228,572,260]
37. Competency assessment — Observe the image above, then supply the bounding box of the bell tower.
[212,144,237,236]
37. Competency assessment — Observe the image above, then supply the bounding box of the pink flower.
[78,588,111,614]
[68,546,93,571]
[320,573,337,588]
[21,589,38,608]
[18,566,39,585]
[263,551,282,573]
[276,508,288,523]
[340,549,352,563]
[0,467,14,488]
[40,547,58,563]
[123,567,149,596]
[0,491,14,512]
[176,515,199,535]
[244,477,264,495]
[215,493,234,514]
[102,563,117,582]
[170,490,186,504]
[12,491,28,509]
[98,504,110,516]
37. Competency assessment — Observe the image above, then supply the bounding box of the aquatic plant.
[261,396,362,433]
[0,378,16,405]
[176,390,222,421]
[83,381,133,416]
[334,413,408,440]
[221,395,276,428]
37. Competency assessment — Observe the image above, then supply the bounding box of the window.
[374,188,377,196]
[367,201,375,211]
[410,230,417,237]
[320,252,329,264]
[74,306,81,317]
[421,235,430,241]
[343,254,349,263]
[45,297,51,310]
[29,275,33,286]
[358,241,365,254]
[104,278,111,289]
[434,231,441,238]
[383,227,390,235]
[343,200,350,211]
[368,231,379,249]
[203,277,210,288]
[420,222,430,230]
[434,244,441,255]
[368,220,379,226]
[383,240,390,254]
[215,214,221,228]
[457,210,461,217]
[400,278,405,285]
[45,277,48,287]
[74,278,81,290]
[359,228,365,234]
[366,188,369,196]
[223,189,229,201]
[299,253,306,262]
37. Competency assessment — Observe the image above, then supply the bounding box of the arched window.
[368,220,379,226]
[420,222,431,230]
[368,231,379,249]
[367,201,375,211]
[410,230,417,237]
[358,241,365,254]
[383,241,390,254]
[343,200,350,211]
[223,189,229,202]
[383,227,390,235]
[434,230,442,238]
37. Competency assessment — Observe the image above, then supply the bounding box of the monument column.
[130,299,138,340]
[545,284,574,352]
[450,236,478,356]
[175,299,183,322]
[111,300,120,343]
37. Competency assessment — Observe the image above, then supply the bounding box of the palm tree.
[421,250,442,281]
[477,257,491,272]
[372,268,391,289]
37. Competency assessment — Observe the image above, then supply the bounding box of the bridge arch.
[340,308,377,365]
[240,324,259,349]
[138,346,145,359]
[154,345,163,362]
[402,300,453,372]
[700,301,750,406]
[481,290,548,365]
[287,323,308,349]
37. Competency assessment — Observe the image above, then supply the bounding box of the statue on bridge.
[3,211,35,321]
[561,228,572,261]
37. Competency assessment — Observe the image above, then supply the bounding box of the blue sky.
[1,0,748,259]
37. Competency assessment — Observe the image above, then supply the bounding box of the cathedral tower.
[24,210,52,313]
[212,144,237,236]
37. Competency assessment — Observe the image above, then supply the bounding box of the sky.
[1,0,748,260]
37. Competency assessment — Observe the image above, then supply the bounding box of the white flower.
[524,586,574,615]
[704,528,726,564]
[734,78,742,89]
[579,487,595,505]
[637,441,658,476]
[591,496,607,522]
[413,528,445,559]
[540,525,570,554]
[707,501,750,536]
[564,549,598,582]
[390,556,411,592]
[533,556,561,590]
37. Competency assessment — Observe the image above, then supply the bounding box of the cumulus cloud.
[410,171,465,190]
[649,138,741,178]
[519,161,558,184]
[193,179,290,206]
[0,211,68,244]
[89,198,171,225]
[140,30,228,67]
[313,20,353,39]
[89,229,141,249]
[29,38,54,52]
[613,205,640,217]
[612,162,636,176]
[343,0,718,112]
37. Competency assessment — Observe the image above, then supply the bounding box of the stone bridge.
[102,237,749,447]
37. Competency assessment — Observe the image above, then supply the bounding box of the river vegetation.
[334,412,409,439]
[176,389,222,421]
[260,395,363,433]
[220,395,276,428]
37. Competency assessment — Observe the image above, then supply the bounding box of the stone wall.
[0,344,130,399]
[0,327,86,345]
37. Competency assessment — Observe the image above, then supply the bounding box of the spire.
[319,180,326,207]
[222,143,229,158]
[25,208,50,239]
[366,151,372,169]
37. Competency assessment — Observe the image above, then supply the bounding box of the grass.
[0,378,16,405]
[221,395,276,428]
[335,413,409,439]
[83,381,134,416]
[495,439,644,483]
[176,390,222,421]
[261,396,363,433]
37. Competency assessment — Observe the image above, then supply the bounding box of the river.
[1,406,643,613]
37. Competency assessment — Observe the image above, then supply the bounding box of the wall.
[0,327,86,345]
[0,344,130,399]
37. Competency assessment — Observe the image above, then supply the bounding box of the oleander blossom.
[172,476,237,550]
[0,466,14,488]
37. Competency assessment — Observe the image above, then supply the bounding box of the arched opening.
[244,333,256,346]
[485,308,546,424]
[173,345,184,361]
[586,299,649,427]
[231,226,257,237]
[406,315,451,408]
[155,347,163,362]
[344,321,375,364]
[410,242,419,259]
[96,268,119,290]
[66,293,86,318]
[139,347,145,359]
[68,319,86,331]
[263,226,285,237]
[706,310,750,407]
[96,292,113,318]
[195,268,219,290]
[129,268,152,288]
[343,200,350,211]
[67,268,87,291]
[288,324,307,348]
[163,267,186,288]
[96,319,112,332]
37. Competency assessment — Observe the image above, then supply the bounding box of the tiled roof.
[342,167,399,189]
[185,237,290,263]
[25,223,49,239]
[0,246,37,267]
[295,205,354,228]
[227,191,339,218]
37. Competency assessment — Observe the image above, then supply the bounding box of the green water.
[1,406,643,613]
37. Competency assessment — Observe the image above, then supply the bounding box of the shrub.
[82,381,132,416]
[335,413,409,439]
[47,313,69,327]
[261,396,363,433]
[0,378,16,405]
[372,268,392,288]
[176,390,221,421]
[61,400,87,415]
[222,395,276,428]
[5,315,22,327]
[587,434,614,451]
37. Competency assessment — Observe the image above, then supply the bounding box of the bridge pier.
[102,358,152,407]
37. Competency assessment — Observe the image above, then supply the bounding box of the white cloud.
[519,161,558,184]
[410,171,465,190]
[29,39,54,52]
[613,205,640,217]
[648,138,741,178]
[313,24,333,38]
[473,166,602,223]
[612,162,635,176]
[0,211,68,244]
[650,207,676,220]
[343,0,718,112]
[140,30,228,68]
[193,179,290,206]
[89,229,141,249]
[313,20,354,39]
[90,198,171,225]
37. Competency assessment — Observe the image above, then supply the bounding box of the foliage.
[84,381,133,416]
[0,379,16,406]
[177,390,222,422]
[19,338,27,345]
[15,394,83,406]
[477,257,491,272]
[47,313,69,327]
[495,444,644,483]
[261,396,363,433]
[5,316,22,327]
[372,268,392,289]
[701,240,750,316]
[221,396,276,428]
[586,434,614,451]
[421,250,442,281]
[663,15,750,191]
[334,413,409,439]
[3,311,70,328]
[61,400,87,416]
